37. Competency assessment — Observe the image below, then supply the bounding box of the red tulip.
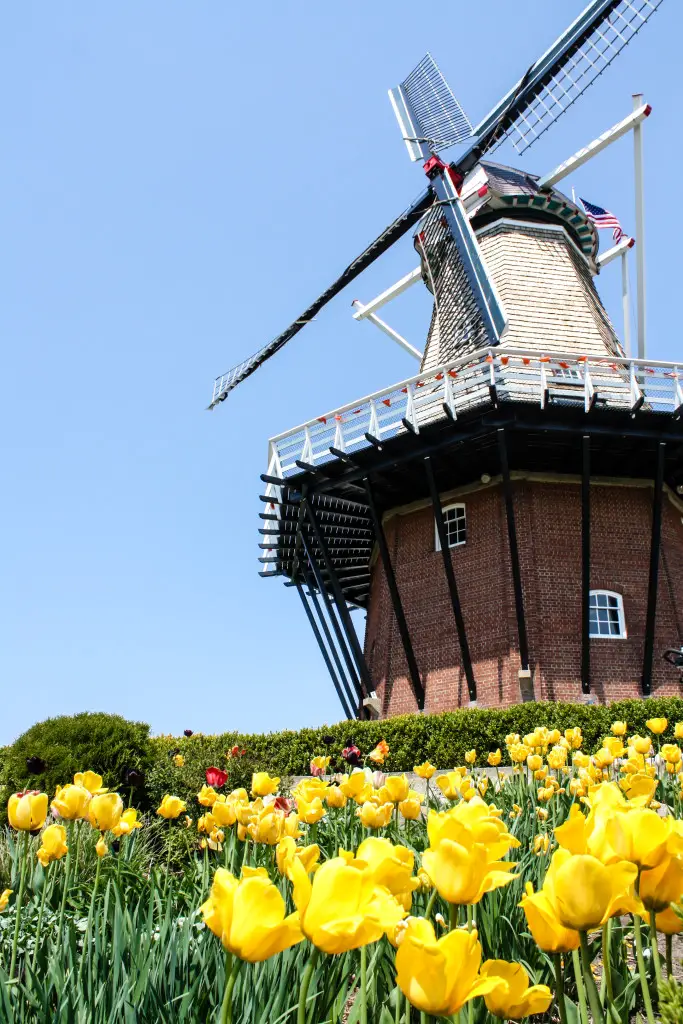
[229,745,246,758]
[272,796,292,813]
[205,767,228,788]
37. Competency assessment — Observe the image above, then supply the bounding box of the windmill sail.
[388,53,473,163]
[209,188,434,407]
[462,0,665,166]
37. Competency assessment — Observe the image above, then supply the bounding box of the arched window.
[435,503,467,551]
[589,590,626,638]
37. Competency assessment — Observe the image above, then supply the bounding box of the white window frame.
[589,590,627,639]
[435,503,467,552]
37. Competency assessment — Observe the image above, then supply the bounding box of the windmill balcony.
[262,347,683,490]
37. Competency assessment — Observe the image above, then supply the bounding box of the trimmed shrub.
[0,712,152,822]
[144,696,683,811]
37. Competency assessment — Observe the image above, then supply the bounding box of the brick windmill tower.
[211,0,683,720]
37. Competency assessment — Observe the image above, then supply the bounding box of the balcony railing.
[265,347,683,480]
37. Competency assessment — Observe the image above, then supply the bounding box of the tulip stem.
[666,933,673,978]
[424,888,438,920]
[360,944,368,1024]
[57,823,72,941]
[553,954,568,1024]
[647,910,663,990]
[220,953,241,1024]
[297,945,320,1024]
[601,920,614,1004]
[31,862,50,972]
[579,931,605,1024]
[571,948,589,1024]
[633,913,656,1024]
[9,831,29,983]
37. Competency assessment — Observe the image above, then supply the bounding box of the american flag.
[580,197,624,244]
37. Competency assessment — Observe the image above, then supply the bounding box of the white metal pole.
[633,93,647,359]
[621,248,631,358]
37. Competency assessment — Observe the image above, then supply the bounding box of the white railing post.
[584,364,595,412]
[368,400,381,439]
[629,360,643,413]
[443,371,457,420]
[405,383,419,433]
[333,417,345,452]
[539,360,548,409]
[301,426,314,464]
[674,373,683,417]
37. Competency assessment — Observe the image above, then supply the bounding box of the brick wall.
[363,477,683,717]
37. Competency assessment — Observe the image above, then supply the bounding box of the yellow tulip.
[88,793,123,832]
[436,771,467,801]
[202,866,303,961]
[395,919,501,1017]
[527,754,543,772]
[275,836,320,876]
[357,801,393,829]
[611,721,627,736]
[74,771,105,795]
[630,735,652,755]
[605,807,675,870]
[286,852,404,954]
[284,812,302,840]
[293,777,329,803]
[198,785,218,807]
[602,736,625,756]
[427,802,519,862]
[251,772,280,798]
[156,795,187,820]
[173,754,185,768]
[8,792,48,832]
[413,761,436,779]
[464,750,476,765]
[296,798,325,825]
[480,960,553,1020]
[646,717,668,735]
[36,824,68,867]
[382,775,410,803]
[356,837,418,909]
[675,723,683,741]
[210,800,237,828]
[550,849,639,931]
[339,770,368,801]
[534,835,550,856]
[662,744,682,765]
[248,807,286,845]
[639,855,683,912]
[422,836,517,905]
[519,878,578,954]
[95,836,108,858]
[399,795,422,820]
[564,728,583,750]
[51,784,91,821]
[508,744,529,765]
[656,906,683,934]
[310,755,330,774]
[505,733,520,746]
[487,750,502,767]
[325,786,347,809]
[111,808,143,837]
[0,890,11,912]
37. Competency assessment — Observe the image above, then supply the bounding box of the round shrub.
[0,712,152,822]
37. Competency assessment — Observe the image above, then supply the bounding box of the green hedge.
[3,698,683,818]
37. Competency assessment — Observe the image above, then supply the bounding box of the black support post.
[497,429,530,672]
[303,568,359,715]
[295,583,353,720]
[581,435,591,695]
[363,477,425,711]
[424,456,477,702]
[304,498,374,702]
[300,530,364,708]
[641,442,666,696]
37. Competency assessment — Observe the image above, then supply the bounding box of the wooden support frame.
[295,582,354,720]
[424,456,477,702]
[300,531,363,708]
[304,497,374,703]
[581,435,591,695]
[497,429,530,672]
[363,477,425,711]
[641,442,666,696]
[304,569,359,717]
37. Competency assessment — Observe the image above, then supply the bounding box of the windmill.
[212,0,683,721]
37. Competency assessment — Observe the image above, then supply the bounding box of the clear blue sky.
[2,2,681,745]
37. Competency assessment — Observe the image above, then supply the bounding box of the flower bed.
[2,717,683,1020]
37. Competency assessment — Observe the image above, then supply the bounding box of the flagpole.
[633,93,647,359]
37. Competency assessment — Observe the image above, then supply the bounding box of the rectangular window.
[435,504,467,550]
[589,591,626,638]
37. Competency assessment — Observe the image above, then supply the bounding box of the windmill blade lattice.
[390,54,473,163]
[471,0,665,159]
